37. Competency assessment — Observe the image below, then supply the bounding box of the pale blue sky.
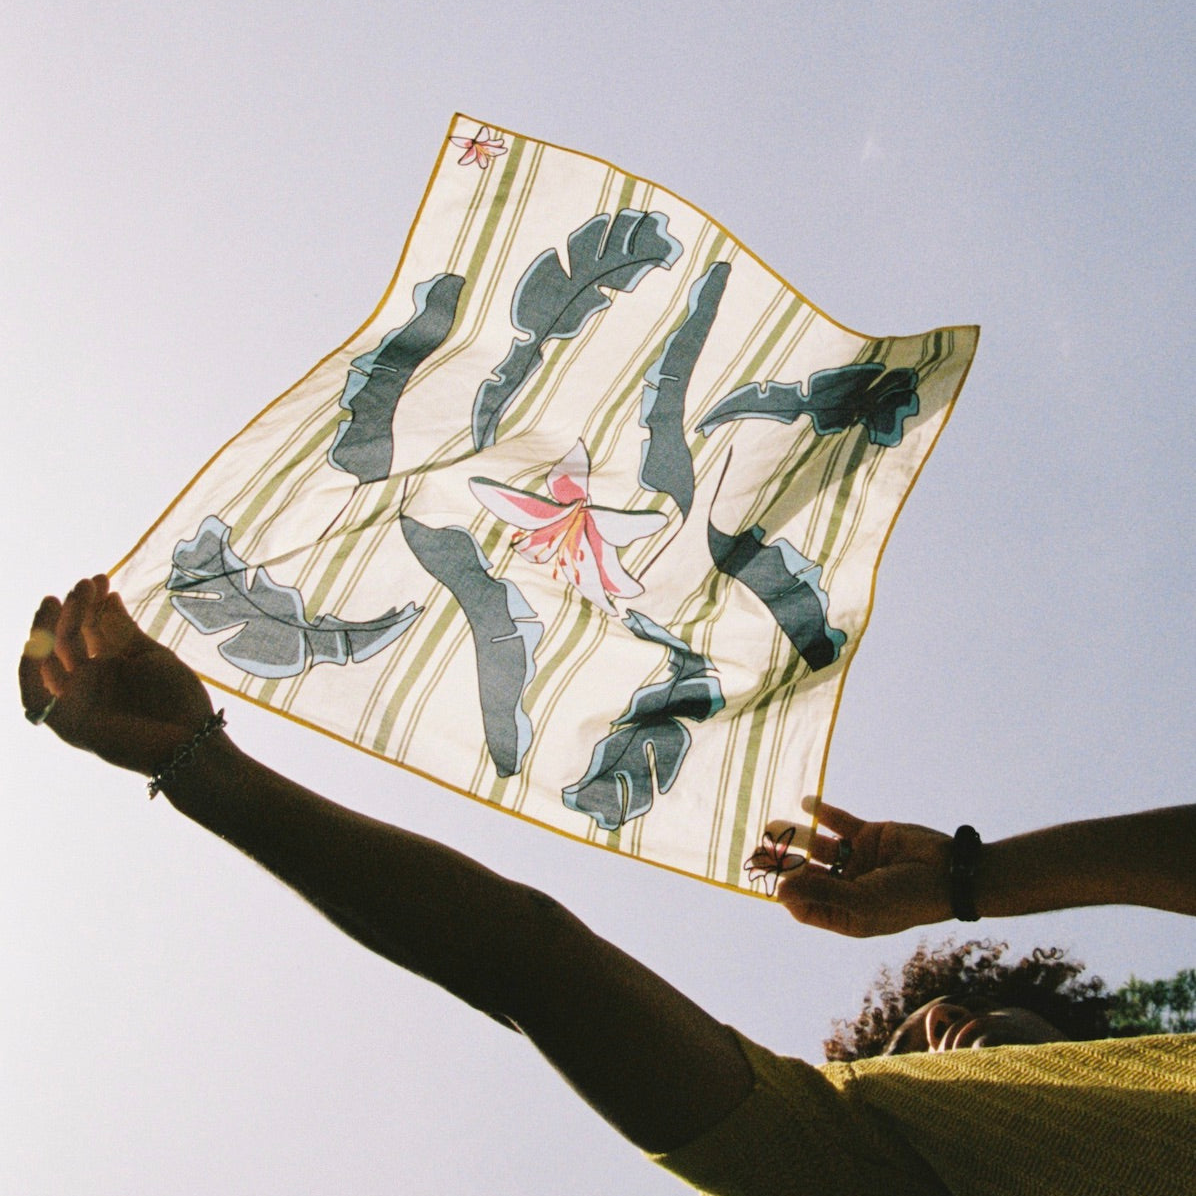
[4,3,1193,1194]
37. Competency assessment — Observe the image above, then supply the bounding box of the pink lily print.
[744,824,805,896]
[469,440,667,615]
[450,125,508,170]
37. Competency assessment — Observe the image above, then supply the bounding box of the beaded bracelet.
[950,824,983,922]
[147,710,227,798]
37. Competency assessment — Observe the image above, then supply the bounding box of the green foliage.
[638,261,730,518]
[399,516,542,777]
[707,522,845,670]
[169,515,421,678]
[697,362,920,447]
[329,274,464,484]
[471,209,682,449]
[563,611,724,830]
[1108,968,1196,1036]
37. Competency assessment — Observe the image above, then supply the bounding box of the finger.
[89,585,143,661]
[776,877,856,934]
[104,591,145,651]
[777,867,853,908]
[19,596,61,708]
[81,574,111,658]
[25,595,61,654]
[54,579,94,671]
[776,870,868,937]
[780,900,857,937]
[812,802,866,840]
[806,832,852,869]
[40,651,71,699]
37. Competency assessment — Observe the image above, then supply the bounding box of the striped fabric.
[111,113,978,895]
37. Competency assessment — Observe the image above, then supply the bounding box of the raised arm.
[20,577,752,1152]
[778,800,1196,938]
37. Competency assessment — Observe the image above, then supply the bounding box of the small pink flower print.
[745,824,805,895]
[470,440,667,615]
[450,125,508,170]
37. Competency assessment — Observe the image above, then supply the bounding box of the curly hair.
[824,939,1112,1061]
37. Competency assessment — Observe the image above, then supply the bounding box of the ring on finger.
[25,696,57,725]
[829,837,853,877]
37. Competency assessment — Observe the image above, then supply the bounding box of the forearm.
[975,805,1196,918]
[159,732,543,1015]
[781,801,1196,937]
[23,577,753,1150]
[158,732,752,1149]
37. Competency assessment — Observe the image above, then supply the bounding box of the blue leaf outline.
[697,362,920,447]
[472,209,683,450]
[638,261,730,518]
[399,515,542,777]
[168,515,421,678]
[707,523,845,671]
[563,611,724,830]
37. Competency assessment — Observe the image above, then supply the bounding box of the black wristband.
[950,825,982,922]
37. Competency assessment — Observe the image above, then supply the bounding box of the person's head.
[824,939,1111,1061]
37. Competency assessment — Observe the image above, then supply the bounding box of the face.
[884,995,1065,1055]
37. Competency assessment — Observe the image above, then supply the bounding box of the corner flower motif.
[744,824,805,895]
[470,440,667,615]
[450,125,508,170]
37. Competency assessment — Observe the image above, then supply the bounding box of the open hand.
[20,575,214,776]
[776,803,954,937]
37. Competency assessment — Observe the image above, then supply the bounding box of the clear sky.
[4,3,1193,1194]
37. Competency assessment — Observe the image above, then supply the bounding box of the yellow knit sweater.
[651,1033,1196,1196]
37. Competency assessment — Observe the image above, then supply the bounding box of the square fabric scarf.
[112,114,978,896]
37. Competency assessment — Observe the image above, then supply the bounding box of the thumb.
[776,868,860,932]
[777,867,854,912]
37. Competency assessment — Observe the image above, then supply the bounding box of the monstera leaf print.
[563,611,724,830]
[698,362,920,447]
[707,523,845,671]
[399,516,542,778]
[167,515,421,678]
[472,208,683,449]
[328,273,465,484]
[638,261,730,519]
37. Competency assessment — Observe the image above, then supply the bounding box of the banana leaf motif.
[708,523,845,670]
[697,362,920,447]
[167,515,421,678]
[399,516,542,777]
[472,209,683,450]
[329,273,465,484]
[638,261,731,518]
[563,611,724,830]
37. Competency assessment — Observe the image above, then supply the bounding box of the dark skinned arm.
[20,576,753,1152]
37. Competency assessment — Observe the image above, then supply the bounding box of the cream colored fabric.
[112,113,977,893]
[652,1032,1196,1195]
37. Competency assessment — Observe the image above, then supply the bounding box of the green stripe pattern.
[114,115,978,897]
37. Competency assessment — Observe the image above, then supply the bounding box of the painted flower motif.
[744,824,805,895]
[470,440,667,615]
[450,125,508,170]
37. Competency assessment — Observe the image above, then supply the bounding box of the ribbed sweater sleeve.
[650,1033,1195,1196]
[830,1034,1196,1196]
[649,1031,948,1196]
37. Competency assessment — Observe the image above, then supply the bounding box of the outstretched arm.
[778,800,1196,938]
[20,577,752,1152]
